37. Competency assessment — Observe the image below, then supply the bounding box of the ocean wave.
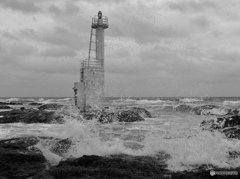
[5,98,20,102]
[180,98,203,103]
[135,99,167,105]
[56,98,72,102]
[174,104,232,115]
[223,100,240,107]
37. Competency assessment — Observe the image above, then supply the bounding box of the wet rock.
[84,109,102,120]
[39,103,64,110]
[50,138,72,156]
[228,108,240,115]
[176,104,231,116]
[175,104,193,113]
[0,106,11,109]
[0,137,46,179]
[0,102,23,105]
[200,115,240,139]
[0,109,64,124]
[98,110,115,123]
[193,105,229,115]
[115,110,144,122]
[84,109,145,123]
[131,107,152,118]
[33,154,240,179]
[33,154,168,179]
[29,102,44,106]
[223,128,240,139]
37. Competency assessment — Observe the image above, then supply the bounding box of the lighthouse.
[73,11,108,111]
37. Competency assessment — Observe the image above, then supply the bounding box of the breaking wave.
[1,97,240,171]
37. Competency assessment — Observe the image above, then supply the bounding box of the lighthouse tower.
[73,11,108,111]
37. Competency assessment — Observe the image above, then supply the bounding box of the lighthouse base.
[73,68,104,111]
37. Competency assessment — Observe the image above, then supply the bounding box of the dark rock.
[193,105,229,115]
[223,128,240,139]
[98,111,115,123]
[131,107,152,118]
[201,115,240,130]
[0,137,46,179]
[175,104,193,113]
[84,109,102,120]
[50,138,72,156]
[29,102,44,106]
[39,103,64,110]
[84,109,145,123]
[0,102,8,105]
[0,109,64,124]
[115,110,145,122]
[200,115,240,139]
[33,154,168,179]
[1,137,238,179]
[176,104,230,116]
[228,108,240,115]
[8,102,23,105]
[83,107,148,123]
[0,106,11,109]
[32,154,240,179]
[0,102,23,105]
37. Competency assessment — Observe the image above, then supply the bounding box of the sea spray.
[1,97,240,172]
[29,115,240,171]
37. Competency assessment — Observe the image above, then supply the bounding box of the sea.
[1,97,240,172]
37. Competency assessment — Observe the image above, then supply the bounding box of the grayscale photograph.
[0,0,239,178]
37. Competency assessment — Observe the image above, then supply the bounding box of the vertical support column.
[96,27,104,67]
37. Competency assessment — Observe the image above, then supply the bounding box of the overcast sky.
[0,0,240,97]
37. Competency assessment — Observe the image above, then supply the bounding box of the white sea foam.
[1,98,240,172]
[180,98,203,103]
[5,98,20,102]
[135,99,167,105]
[200,108,229,115]
[223,100,240,107]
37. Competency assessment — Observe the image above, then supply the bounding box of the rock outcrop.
[175,104,239,116]
[0,102,23,105]
[200,115,240,139]
[1,137,239,179]
[28,102,44,106]
[0,109,64,124]
[38,103,64,110]
[0,137,46,179]
[84,108,149,123]
[0,105,11,109]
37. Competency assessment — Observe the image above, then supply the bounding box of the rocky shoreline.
[1,137,239,179]
[0,104,150,124]
[1,102,240,178]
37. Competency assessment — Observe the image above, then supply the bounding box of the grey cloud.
[168,0,219,13]
[80,0,127,5]
[41,47,77,57]
[9,42,37,56]
[20,57,80,76]
[48,3,80,15]
[40,26,88,50]
[0,0,41,14]
[210,49,240,62]
[191,16,211,29]
[109,13,188,44]
[2,32,18,40]
[65,3,80,15]
[0,53,18,65]
[20,28,36,37]
[48,5,61,14]
[138,45,204,76]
